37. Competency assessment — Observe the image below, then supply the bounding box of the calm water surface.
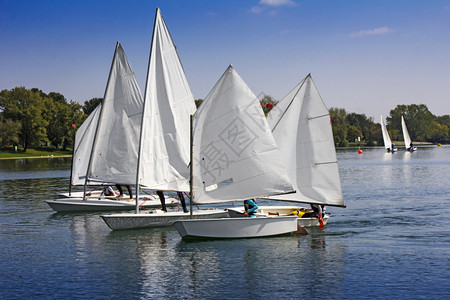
[0,146,449,299]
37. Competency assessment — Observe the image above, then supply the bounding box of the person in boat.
[177,192,188,213]
[391,142,395,152]
[156,190,167,212]
[302,204,322,218]
[408,142,414,151]
[103,186,116,196]
[243,198,258,218]
[116,184,133,199]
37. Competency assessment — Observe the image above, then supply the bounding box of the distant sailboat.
[173,65,298,239]
[402,116,417,151]
[100,9,227,230]
[381,115,397,153]
[46,42,168,212]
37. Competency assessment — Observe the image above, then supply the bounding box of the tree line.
[0,87,102,150]
[0,87,448,151]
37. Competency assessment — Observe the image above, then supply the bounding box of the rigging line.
[271,74,310,132]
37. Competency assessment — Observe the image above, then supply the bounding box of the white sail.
[137,8,196,192]
[401,116,412,149]
[264,74,344,207]
[192,65,294,204]
[380,115,392,150]
[71,104,101,186]
[87,42,143,185]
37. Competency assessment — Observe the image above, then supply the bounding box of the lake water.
[0,146,449,299]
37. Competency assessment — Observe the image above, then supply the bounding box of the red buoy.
[358,149,363,154]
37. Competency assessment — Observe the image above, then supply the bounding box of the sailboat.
[173,65,298,239]
[46,42,172,212]
[57,104,103,198]
[380,115,397,152]
[225,74,345,227]
[401,116,417,151]
[100,9,227,230]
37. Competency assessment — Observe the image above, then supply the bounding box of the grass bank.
[0,148,72,159]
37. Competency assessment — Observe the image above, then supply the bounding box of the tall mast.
[189,115,194,218]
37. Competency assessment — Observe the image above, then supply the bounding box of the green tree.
[0,117,21,147]
[48,92,67,104]
[387,104,435,141]
[347,125,362,142]
[0,87,48,150]
[346,113,379,145]
[194,99,203,109]
[45,98,73,149]
[67,101,86,148]
[329,108,348,147]
[428,123,449,143]
[42,93,85,150]
[83,97,102,115]
[260,95,278,115]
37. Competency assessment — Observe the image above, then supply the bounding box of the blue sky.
[1,0,449,119]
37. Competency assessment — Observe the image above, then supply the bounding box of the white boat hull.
[174,215,298,239]
[46,195,178,212]
[100,209,228,230]
[227,205,329,227]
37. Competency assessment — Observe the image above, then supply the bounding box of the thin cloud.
[249,0,297,14]
[260,0,297,6]
[350,27,392,37]
[249,6,264,14]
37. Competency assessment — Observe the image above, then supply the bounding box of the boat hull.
[174,215,298,239]
[46,196,178,212]
[227,206,329,227]
[100,209,228,230]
